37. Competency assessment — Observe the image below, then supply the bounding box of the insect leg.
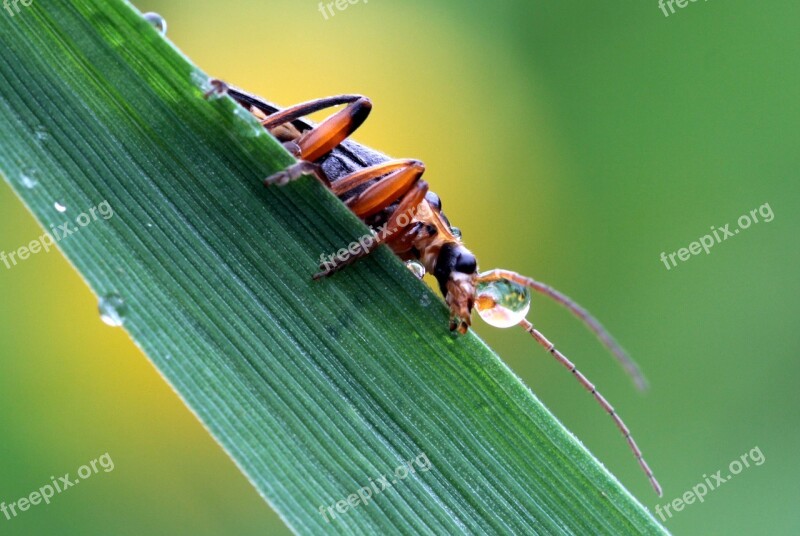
[294,97,372,162]
[344,161,426,218]
[261,161,322,187]
[330,159,424,197]
[258,95,366,129]
[263,96,373,186]
[313,178,429,279]
[260,95,372,163]
[211,83,370,158]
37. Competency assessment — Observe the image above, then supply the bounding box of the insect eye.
[454,251,477,274]
[475,278,531,328]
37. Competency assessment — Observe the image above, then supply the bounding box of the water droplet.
[450,226,462,239]
[419,293,432,307]
[476,278,531,328]
[19,168,39,189]
[190,70,205,87]
[406,260,426,279]
[233,106,264,137]
[98,294,128,327]
[143,12,167,36]
[191,71,210,92]
[34,126,49,142]
[54,201,67,213]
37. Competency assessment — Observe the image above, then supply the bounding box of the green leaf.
[0,1,667,534]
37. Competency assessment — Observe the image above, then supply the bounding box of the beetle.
[206,80,662,496]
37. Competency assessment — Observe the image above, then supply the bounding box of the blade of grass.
[0,1,667,534]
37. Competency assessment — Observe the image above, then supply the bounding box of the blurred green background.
[1,0,797,534]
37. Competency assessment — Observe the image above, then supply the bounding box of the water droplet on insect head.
[54,201,67,213]
[98,294,128,327]
[143,12,167,36]
[475,278,531,328]
[19,168,38,189]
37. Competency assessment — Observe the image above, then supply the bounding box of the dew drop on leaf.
[420,293,432,307]
[98,294,128,327]
[233,106,264,137]
[143,12,167,36]
[19,168,38,189]
[406,260,426,280]
[34,125,49,142]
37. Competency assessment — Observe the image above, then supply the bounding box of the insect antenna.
[479,270,648,391]
[518,318,663,496]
